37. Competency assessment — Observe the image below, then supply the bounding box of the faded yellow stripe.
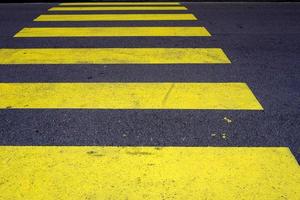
[49,6,187,11]
[15,27,211,37]
[0,83,262,110]
[0,147,299,199]
[60,2,181,6]
[0,48,230,64]
[34,14,197,21]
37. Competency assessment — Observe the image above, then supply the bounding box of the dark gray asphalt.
[0,2,299,163]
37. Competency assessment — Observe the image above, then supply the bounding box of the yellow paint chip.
[0,83,262,110]
[0,146,299,199]
[14,27,211,37]
[0,48,230,64]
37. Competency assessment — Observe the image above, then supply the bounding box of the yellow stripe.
[0,83,262,110]
[60,2,181,6]
[34,14,197,21]
[0,147,298,199]
[0,48,230,64]
[15,27,211,37]
[49,6,187,11]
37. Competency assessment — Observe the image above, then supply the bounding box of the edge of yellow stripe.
[49,6,188,11]
[59,2,182,6]
[34,14,197,21]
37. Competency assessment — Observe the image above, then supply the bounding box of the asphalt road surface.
[0,2,299,199]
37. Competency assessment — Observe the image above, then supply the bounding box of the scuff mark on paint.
[162,83,175,105]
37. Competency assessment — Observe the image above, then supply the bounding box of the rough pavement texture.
[0,2,299,163]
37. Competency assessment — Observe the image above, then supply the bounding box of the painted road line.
[49,6,187,11]
[34,14,197,21]
[60,2,181,6]
[0,48,230,64]
[0,147,298,199]
[0,83,262,110]
[14,27,211,37]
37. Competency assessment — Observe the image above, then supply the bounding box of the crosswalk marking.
[0,146,298,199]
[34,14,197,21]
[0,48,230,64]
[0,83,262,110]
[1,3,285,197]
[14,27,211,37]
[59,2,182,6]
[49,6,187,11]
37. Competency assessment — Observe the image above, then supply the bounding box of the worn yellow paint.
[34,14,197,21]
[14,27,211,37]
[60,2,181,6]
[49,6,187,11]
[0,83,262,110]
[0,48,230,64]
[0,146,299,199]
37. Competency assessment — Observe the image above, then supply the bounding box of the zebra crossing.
[0,2,299,199]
